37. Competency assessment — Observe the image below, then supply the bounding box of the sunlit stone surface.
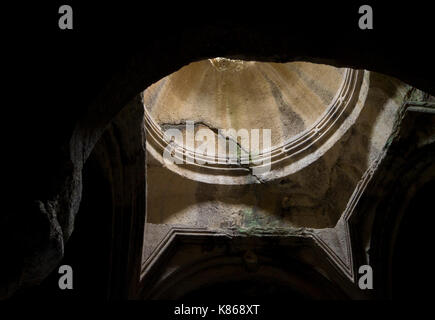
[143,59,345,148]
[142,60,412,268]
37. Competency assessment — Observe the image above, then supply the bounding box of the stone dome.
[143,58,346,148]
[144,58,364,185]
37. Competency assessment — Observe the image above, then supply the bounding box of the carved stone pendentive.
[141,59,418,296]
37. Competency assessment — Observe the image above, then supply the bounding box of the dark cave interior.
[3,2,435,301]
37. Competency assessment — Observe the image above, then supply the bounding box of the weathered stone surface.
[145,65,410,231]
[143,64,413,278]
[4,10,435,298]
[144,59,344,147]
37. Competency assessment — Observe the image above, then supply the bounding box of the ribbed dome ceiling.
[143,58,345,148]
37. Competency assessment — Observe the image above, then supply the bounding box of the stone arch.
[348,108,435,299]
[4,25,434,298]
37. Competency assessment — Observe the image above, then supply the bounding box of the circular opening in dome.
[144,58,363,184]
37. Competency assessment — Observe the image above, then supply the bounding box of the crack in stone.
[161,120,251,153]
[159,120,266,183]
